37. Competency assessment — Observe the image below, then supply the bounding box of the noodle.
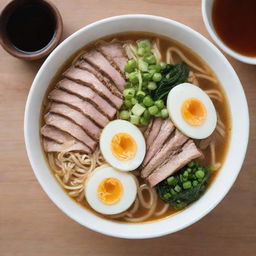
[166,47,208,74]
[152,39,162,62]
[154,203,169,217]
[188,71,199,86]
[195,73,218,84]
[46,37,228,223]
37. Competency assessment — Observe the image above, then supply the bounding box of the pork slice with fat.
[147,140,202,187]
[49,102,101,140]
[82,50,125,91]
[43,138,91,154]
[58,79,116,119]
[44,113,97,151]
[141,129,188,178]
[63,67,123,109]
[142,119,175,168]
[97,41,128,76]
[48,89,109,128]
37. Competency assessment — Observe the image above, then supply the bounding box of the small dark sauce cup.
[0,0,63,60]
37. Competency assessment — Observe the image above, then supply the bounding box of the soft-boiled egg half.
[85,165,137,215]
[167,83,217,139]
[100,120,146,171]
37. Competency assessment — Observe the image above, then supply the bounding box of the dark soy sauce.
[212,0,256,57]
[6,1,56,52]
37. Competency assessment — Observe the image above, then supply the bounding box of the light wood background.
[0,0,255,255]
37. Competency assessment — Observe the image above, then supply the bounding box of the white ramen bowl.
[202,0,256,65]
[24,14,249,239]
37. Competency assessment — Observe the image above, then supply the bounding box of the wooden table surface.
[0,0,255,255]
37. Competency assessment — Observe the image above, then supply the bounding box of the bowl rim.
[201,0,256,65]
[24,14,249,239]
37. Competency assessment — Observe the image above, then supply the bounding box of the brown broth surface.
[212,0,256,57]
[42,32,231,223]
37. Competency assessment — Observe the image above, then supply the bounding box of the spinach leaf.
[153,62,189,101]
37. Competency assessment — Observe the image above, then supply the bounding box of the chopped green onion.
[137,47,147,56]
[119,110,130,120]
[131,103,145,116]
[183,181,192,189]
[138,59,148,72]
[138,39,151,49]
[149,69,156,77]
[171,189,176,195]
[148,105,159,115]
[128,72,139,84]
[124,99,133,108]
[131,98,138,105]
[123,88,136,99]
[147,81,157,90]
[152,72,162,82]
[163,193,171,200]
[142,72,151,81]
[195,170,205,179]
[128,59,137,68]
[143,109,150,120]
[167,176,176,186]
[149,64,161,72]
[125,64,134,73]
[143,96,154,107]
[155,100,164,110]
[159,61,167,69]
[183,171,189,177]
[174,185,181,193]
[140,116,150,126]
[192,180,198,187]
[144,55,156,64]
[161,108,169,118]
[124,59,137,73]
[136,90,146,100]
[130,115,140,125]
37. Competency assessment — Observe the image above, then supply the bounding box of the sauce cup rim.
[201,0,256,65]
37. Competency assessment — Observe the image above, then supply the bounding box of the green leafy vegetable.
[156,161,210,210]
[153,63,189,101]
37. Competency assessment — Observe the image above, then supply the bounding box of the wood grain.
[0,0,255,255]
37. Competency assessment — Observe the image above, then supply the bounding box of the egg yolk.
[181,98,206,126]
[111,133,137,160]
[97,177,123,205]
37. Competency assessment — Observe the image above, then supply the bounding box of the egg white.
[100,120,146,171]
[167,83,217,139]
[85,165,137,215]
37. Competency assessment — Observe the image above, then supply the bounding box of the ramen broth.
[42,32,231,222]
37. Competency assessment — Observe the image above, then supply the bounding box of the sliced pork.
[57,79,116,119]
[82,50,125,91]
[41,125,75,144]
[44,113,97,151]
[97,42,128,76]
[142,119,175,168]
[141,129,188,178]
[49,103,101,140]
[63,67,123,109]
[43,138,91,153]
[48,89,109,128]
[144,118,162,150]
[76,60,123,99]
[147,140,203,187]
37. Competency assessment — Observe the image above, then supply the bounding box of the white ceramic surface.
[24,14,249,239]
[202,0,256,65]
